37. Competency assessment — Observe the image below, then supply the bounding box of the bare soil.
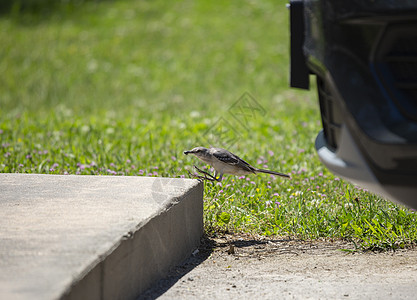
[140,234,417,300]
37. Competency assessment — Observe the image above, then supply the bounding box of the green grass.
[1,0,417,251]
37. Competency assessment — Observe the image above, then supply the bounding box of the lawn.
[1,0,416,251]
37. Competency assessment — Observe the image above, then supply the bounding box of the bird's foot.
[191,165,218,182]
[187,170,207,182]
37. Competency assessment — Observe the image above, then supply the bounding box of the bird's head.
[183,147,210,159]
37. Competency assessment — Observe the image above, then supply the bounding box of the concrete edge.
[61,179,204,300]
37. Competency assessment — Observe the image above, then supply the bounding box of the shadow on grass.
[0,0,114,23]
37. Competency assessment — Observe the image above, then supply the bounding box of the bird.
[184,146,290,182]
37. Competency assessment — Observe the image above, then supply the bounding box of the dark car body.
[289,0,417,208]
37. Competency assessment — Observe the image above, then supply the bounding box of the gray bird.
[184,146,290,182]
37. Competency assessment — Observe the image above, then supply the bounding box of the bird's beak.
[184,150,191,155]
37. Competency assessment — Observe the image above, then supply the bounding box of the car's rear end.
[289,0,417,208]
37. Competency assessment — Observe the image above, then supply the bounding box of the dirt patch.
[140,234,417,299]
[207,233,356,256]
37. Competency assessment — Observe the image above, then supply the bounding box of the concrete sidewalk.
[141,235,417,300]
[0,174,203,300]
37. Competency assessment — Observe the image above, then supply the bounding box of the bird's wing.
[211,148,239,164]
[211,148,255,173]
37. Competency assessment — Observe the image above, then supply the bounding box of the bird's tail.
[255,168,291,178]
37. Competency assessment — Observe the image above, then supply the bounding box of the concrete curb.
[0,174,203,300]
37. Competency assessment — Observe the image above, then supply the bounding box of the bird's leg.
[206,169,223,182]
[192,165,217,181]
[216,172,223,182]
[187,170,205,181]
[195,166,217,181]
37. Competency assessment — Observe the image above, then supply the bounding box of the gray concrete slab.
[0,173,203,300]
